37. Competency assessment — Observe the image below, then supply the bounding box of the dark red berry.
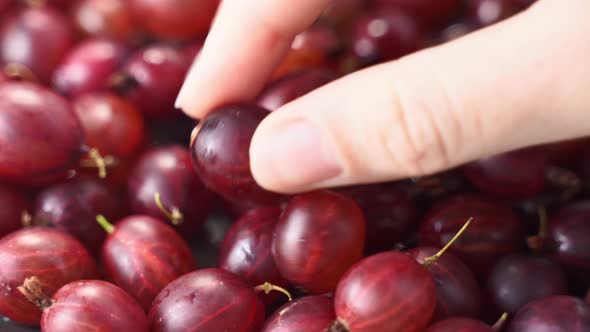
[53,39,129,97]
[0,82,85,185]
[468,0,517,26]
[34,177,126,254]
[0,228,98,326]
[462,148,549,200]
[0,6,75,83]
[114,44,190,119]
[73,93,145,161]
[272,26,341,80]
[148,268,265,332]
[370,0,462,27]
[507,296,590,332]
[261,295,335,332]
[339,183,419,254]
[72,0,137,41]
[419,195,525,278]
[425,317,496,332]
[128,0,219,40]
[0,185,29,237]
[257,68,338,111]
[409,247,482,321]
[128,145,215,235]
[190,104,281,205]
[329,251,436,332]
[219,208,287,296]
[19,278,148,331]
[510,0,537,9]
[546,201,590,286]
[273,191,365,294]
[487,254,568,315]
[321,0,365,27]
[351,8,424,64]
[99,215,196,311]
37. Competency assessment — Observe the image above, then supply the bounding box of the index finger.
[176,0,329,119]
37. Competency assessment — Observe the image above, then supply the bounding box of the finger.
[175,0,329,119]
[250,0,590,193]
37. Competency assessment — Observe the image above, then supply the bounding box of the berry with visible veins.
[98,215,195,311]
[0,228,98,326]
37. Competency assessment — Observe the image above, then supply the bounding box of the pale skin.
[176,0,590,194]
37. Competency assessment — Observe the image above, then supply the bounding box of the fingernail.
[252,119,342,188]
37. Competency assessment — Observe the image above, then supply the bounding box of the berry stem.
[87,148,108,179]
[324,319,349,332]
[254,282,292,301]
[18,277,54,311]
[492,313,509,330]
[3,63,39,82]
[108,73,139,95]
[96,214,115,234]
[423,217,473,267]
[154,192,184,225]
[527,206,547,251]
[21,210,32,228]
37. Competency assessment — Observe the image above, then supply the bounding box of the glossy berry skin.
[42,280,148,332]
[339,183,418,254]
[370,0,462,27]
[272,26,340,80]
[425,318,495,332]
[462,148,548,200]
[0,185,29,237]
[487,254,568,315]
[409,247,482,321]
[261,295,335,332]
[468,0,516,27]
[546,201,590,286]
[438,21,477,43]
[35,177,126,254]
[101,215,196,311]
[0,82,85,185]
[191,104,281,205]
[258,68,338,111]
[149,268,265,332]
[0,0,12,13]
[128,145,215,235]
[73,93,145,160]
[53,39,129,97]
[273,191,365,294]
[321,0,365,26]
[508,296,590,332]
[128,0,219,40]
[419,195,525,279]
[351,9,424,64]
[0,6,75,83]
[510,0,537,9]
[116,44,189,119]
[72,0,137,41]
[219,208,286,292]
[333,251,436,332]
[0,228,98,326]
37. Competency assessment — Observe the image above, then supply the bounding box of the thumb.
[250,0,590,193]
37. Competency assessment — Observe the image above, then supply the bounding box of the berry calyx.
[18,277,54,311]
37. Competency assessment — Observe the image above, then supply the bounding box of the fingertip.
[250,110,344,193]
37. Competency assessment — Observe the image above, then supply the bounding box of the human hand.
[176,0,590,194]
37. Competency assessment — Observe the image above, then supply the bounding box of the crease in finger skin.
[175,0,330,119]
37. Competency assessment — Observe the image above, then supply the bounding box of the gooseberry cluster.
[1,0,590,332]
